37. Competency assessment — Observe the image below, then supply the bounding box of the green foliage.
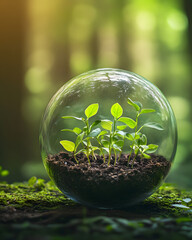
[28,176,45,190]
[126,98,163,166]
[0,166,9,178]
[85,103,99,119]
[60,103,100,164]
[1,180,192,239]
[111,103,123,119]
[60,140,75,152]
[60,99,163,166]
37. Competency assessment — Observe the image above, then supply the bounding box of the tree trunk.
[0,0,27,181]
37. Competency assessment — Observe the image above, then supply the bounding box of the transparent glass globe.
[39,68,177,209]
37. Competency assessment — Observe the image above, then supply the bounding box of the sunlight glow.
[167,10,188,31]
[136,11,156,31]
[25,67,50,94]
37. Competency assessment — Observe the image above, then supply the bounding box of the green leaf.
[61,128,82,135]
[141,134,147,144]
[140,145,149,150]
[75,132,84,149]
[138,134,147,145]
[117,125,127,130]
[134,101,143,109]
[113,135,120,141]
[75,149,87,155]
[140,109,156,115]
[113,144,121,151]
[98,130,108,137]
[145,144,158,153]
[73,127,82,134]
[135,132,142,139]
[118,117,136,129]
[83,126,88,132]
[126,133,134,141]
[127,98,141,111]
[60,140,75,152]
[88,128,101,138]
[85,103,99,119]
[143,122,164,131]
[142,153,151,159]
[134,148,139,155]
[101,120,113,131]
[103,147,109,153]
[82,141,87,146]
[28,176,37,186]
[147,144,158,149]
[61,129,74,133]
[1,170,9,177]
[105,134,110,138]
[127,132,141,140]
[101,139,110,147]
[62,116,84,121]
[145,149,157,154]
[114,140,124,148]
[91,146,99,151]
[171,204,189,209]
[111,103,123,119]
[117,130,127,137]
[182,198,191,203]
[90,120,101,131]
[176,217,192,223]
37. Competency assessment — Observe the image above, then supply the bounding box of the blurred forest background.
[0,0,191,188]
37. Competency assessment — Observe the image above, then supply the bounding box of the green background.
[0,0,191,188]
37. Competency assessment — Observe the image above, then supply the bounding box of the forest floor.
[0,177,192,240]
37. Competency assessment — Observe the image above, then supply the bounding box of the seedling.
[60,103,100,164]
[60,99,163,167]
[125,98,163,166]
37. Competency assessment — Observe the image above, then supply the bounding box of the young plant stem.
[132,157,136,168]
[108,131,113,165]
[108,148,112,166]
[128,149,132,165]
[85,119,91,165]
[97,136,105,164]
[130,111,140,167]
[114,149,117,166]
[103,153,106,163]
[73,153,79,164]
[132,159,136,168]
[100,148,106,163]
[108,118,116,166]
[86,149,91,165]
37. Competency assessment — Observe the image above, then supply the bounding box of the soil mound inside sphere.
[47,152,171,208]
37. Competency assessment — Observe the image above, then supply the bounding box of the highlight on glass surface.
[39,68,177,209]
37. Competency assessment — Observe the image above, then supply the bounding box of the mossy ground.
[0,177,192,240]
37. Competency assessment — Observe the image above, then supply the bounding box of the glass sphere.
[40,68,177,209]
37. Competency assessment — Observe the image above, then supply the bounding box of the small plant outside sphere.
[39,68,177,209]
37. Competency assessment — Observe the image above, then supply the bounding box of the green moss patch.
[0,178,192,240]
[0,178,192,218]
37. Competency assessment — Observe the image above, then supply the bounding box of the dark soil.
[46,153,171,209]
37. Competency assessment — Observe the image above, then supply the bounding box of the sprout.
[60,99,163,167]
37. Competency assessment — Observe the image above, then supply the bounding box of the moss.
[0,177,76,211]
[0,179,192,240]
[0,178,191,218]
[144,183,192,217]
